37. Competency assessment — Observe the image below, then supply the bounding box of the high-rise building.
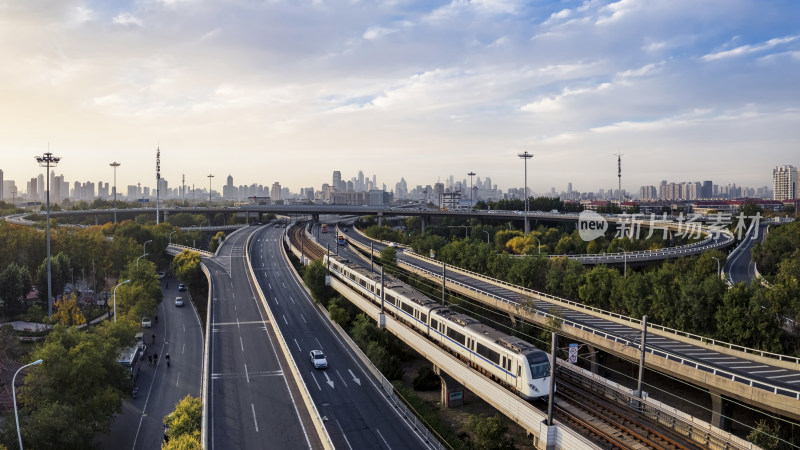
[28,177,38,200]
[223,174,238,199]
[332,171,341,187]
[639,185,657,200]
[773,165,798,201]
[271,182,282,201]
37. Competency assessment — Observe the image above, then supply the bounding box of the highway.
[248,224,432,449]
[725,223,769,285]
[206,226,320,449]
[94,275,204,449]
[330,223,800,420]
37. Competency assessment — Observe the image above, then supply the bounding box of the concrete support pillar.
[432,365,464,408]
[421,215,428,233]
[586,345,598,374]
[710,390,731,431]
[95,214,99,226]
[377,212,383,227]
[312,213,319,223]
[537,420,557,450]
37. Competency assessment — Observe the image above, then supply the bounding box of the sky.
[1,0,799,196]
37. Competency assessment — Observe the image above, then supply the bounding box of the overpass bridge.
[27,205,735,264]
[340,224,800,427]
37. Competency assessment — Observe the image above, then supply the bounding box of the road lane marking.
[245,364,250,383]
[336,419,354,450]
[251,404,259,432]
[176,371,181,387]
[376,429,392,450]
[310,372,321,390]
[348,369,361,386]
[182,344,185,354]
[315,338,324,349]
[335,370,348,388]
[301,314,307,324]
[240,336,245,352]
[294,338,301,351]
[282,315,288,325]
[290,296,295,304]
[212,320,269,326]
[324,372,334,388]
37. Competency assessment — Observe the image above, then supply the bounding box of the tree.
[51,293,86,327]
[209,231,226,253]
[747,419,780,449]
[0,262,31,317]
[467,414,515,450]
[328,297,350,326]
[164,395,202,444]
[303,260,332,305]
[173,250,203,287]
[380,246,397,270]
[16,325,128,449]
[35,252,71,302]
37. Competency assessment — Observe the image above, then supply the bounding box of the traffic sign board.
[568,343,578,364]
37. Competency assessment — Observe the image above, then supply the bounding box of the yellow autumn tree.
[52,293,87,327]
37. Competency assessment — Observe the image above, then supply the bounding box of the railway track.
[553,379,700,449]
[289,222,327,260]
[287,222,703,450]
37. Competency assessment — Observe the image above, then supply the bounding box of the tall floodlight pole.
[207,174,215,203]
[14,359,44,450]
[110,162,121,223]
[467,171,476,209]
[156,148,161,224]
[35,151,61,316]
[615,153,624,208]
[518,151,533,235]
[182,174,186,206]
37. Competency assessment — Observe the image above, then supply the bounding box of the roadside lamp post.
[460,225,470,239]
[35,151,61,316]
[711,256,720,278]
[518,151,533,235]
[618,247,627,278]
[136,254,148,267]
[169,231,177,244]
[468,171,476,209]
[110,162,120,223]
[112,279,131,324]
[207,174,214,203]
[143,240,152,258]
[532,236,541,255]
[14,359,44,450]
[482,230,490,244]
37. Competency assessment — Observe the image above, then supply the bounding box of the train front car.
[517,349,552,400]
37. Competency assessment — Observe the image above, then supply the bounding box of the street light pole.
[35,151,61,317]
[518,151,533,235]
[169,231,177,244]
[711,256,720,278]
[14,359,44,450]
[482,230,490,244]
[136,254,148,267]
[533,236,541,255]
[110,162,120,223]
[143,239,152,258]
[112,279,131,323]
[467,171,475,209]
[618,246,627,278]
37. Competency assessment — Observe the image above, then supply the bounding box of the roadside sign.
[568,343,578,364]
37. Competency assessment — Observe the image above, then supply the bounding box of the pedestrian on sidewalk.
[148,355,153,366]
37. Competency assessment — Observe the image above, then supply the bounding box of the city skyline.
[1,1,798,191]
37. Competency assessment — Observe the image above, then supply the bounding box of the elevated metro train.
[325,254,552,399]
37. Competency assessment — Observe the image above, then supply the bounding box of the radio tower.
[156,147,161,224]
[614,153,623,207]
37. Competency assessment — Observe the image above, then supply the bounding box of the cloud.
[702,34,800,61]
[112,13,142,27]
[521,82,611,113]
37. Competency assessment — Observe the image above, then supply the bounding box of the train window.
[502,356,506,370]
[517,366,521,377]
[385,294,396,305]
[420,313,427,324]
[430,318,438,330]
[401,302,414,315]
[359,279,367,288]
[476,342,501,365]
[445,327,466,346]
[527,352,551,379]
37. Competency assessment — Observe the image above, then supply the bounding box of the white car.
[309,350,327,369]
[175,297,184,307]
[141,316,152,328]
